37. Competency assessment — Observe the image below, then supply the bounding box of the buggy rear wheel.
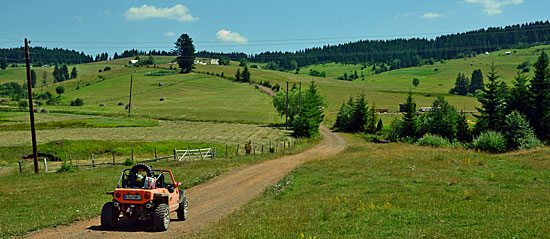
[101,202,119,229]
[153,203,170,231]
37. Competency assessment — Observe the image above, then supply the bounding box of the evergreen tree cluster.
[334,93,380,134]
[0,47,92,65]
[52,65,76,83]
[390,51,550,151]
[450,69,485,96]
[234,66,251,82]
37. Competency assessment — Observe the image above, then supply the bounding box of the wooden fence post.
[225,144,228,159]
[236,144,239,156]
[174,148,177,160]
[199,148,204,160]
[154,147,157,159]
[69,152,72,165]
[18,161,22,175]
[213,148,216,159]
[275,142,278,153]
[43,158,48,172]
[283,141,285,154]
[131,148,134,161]
[261,145,264,154]
[112,151,115,165]
[92,154,95,167]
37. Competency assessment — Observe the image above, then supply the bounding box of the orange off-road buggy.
[101,163,188,231]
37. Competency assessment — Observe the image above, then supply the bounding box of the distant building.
[193,60,199,65]
[130,60,139,65]
[375,108,389,113]
[505,51,512,55]
[419,107,435,112]
[484,52,490,55]
[210,59,219,65]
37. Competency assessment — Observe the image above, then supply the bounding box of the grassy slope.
[195,136,550,238]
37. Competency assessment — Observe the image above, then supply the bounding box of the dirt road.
[26,125,346,239]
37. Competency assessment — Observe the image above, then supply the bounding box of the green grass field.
[195,135,550,238]
[0,138,316,238]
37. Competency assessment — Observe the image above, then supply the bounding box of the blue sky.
[0,0,548,56]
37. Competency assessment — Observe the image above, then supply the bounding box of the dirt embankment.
[26,125,346,239]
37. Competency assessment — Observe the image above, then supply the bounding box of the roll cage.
[117,168,176,189]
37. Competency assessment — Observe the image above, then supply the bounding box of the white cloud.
[216,29,248,43]
[394,12,415,20]
[125,4,198,22]
[421,13,444,19]
[465,0,523,15]
[73,16,83,23]
[164,32,175,37]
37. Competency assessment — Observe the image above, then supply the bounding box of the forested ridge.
[249,21,550,69]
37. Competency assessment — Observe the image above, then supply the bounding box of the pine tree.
[30,70,36,88]
[376,118,383,132]
[293,81,326,137]
[175,34,195,73]
[527,51,550,141]
[235,68,241,81]
[61,65,69,81]
[241,66,251,82]
[456,112,472,142]
[70,67,78,79]
[507,71,530,116]
[366,102,377,133]
[350,93,368,132]
[470,69,484,94]
[52,65,61,83]
[451,73,470,96]
[401,91,418,139]
[474,63,506,133]
[334,99,354,131]
[0,58,7,70]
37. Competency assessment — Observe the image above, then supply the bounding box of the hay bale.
[99,104,105,107]
[33,108,41,113]
[41,109,49,113]
[160,97,166,101]
[118,102,124,106]
[158,82,165,86]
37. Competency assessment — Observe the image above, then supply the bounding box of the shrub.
[57,162,76,173]
[416,134,451,147]
[469,131,507,153]
[504,111,542,150]
[123,158,135,166]
[70,98,84,106]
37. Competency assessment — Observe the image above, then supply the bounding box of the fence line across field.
[17,139,303,174]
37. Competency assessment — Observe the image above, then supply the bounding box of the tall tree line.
[248,21,550,68]
[0,47,93,64]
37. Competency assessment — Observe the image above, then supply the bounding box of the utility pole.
[285,82,289,130]
[128,75,133,116]
[24,38,39,174]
